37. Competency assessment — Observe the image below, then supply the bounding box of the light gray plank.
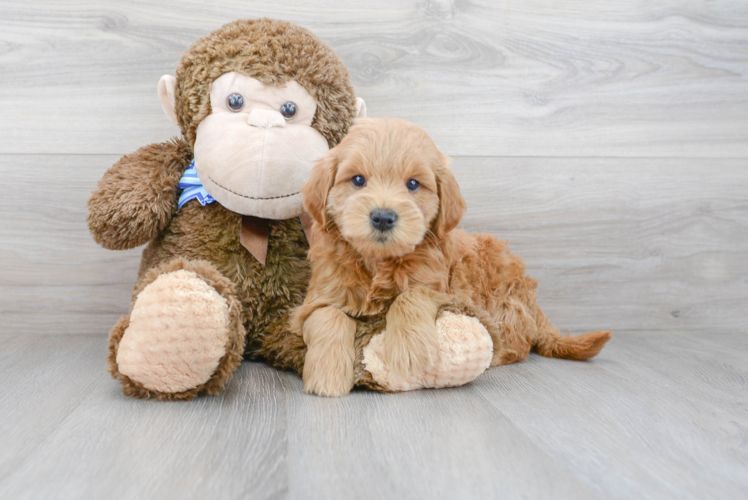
[0,340,289,500]
[0,285,137,336]
[282,376,598,500]
[0,0,746,156]
[454,156,748,335]
[474,331,748,499]
[1,333,746,499]
[0,335,107,481]
[3,154,746,336]
[0,334,601,500]
[0,154,140,335]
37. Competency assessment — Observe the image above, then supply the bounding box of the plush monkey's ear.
[302,150,339,229]
[355,98,367,118]
[158,75,178,126]
[434,154,466,237]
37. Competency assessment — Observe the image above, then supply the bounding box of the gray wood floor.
[1,1,747,499]
[0,332,746,499]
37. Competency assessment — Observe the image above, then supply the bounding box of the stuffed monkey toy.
[88,19,495,400]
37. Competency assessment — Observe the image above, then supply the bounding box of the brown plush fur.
[174,18,357,148]
[88,138,192,250]
[88,19,360,399]
[297,118,612,381]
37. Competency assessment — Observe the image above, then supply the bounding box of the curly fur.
[298,118,612,384]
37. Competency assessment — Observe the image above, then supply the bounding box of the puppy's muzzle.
[370,209,398,232]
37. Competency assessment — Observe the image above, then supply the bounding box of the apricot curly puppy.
[294,117,611,397]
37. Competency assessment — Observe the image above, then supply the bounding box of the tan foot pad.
[363,312,493,392]
[116,270,230,393]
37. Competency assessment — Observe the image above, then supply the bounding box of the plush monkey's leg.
[357,295,496,392]
[108,258,245,400]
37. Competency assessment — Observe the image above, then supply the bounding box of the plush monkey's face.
[160,71,361,219]
[193,72,328,219]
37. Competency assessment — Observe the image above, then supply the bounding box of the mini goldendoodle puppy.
[294,117,611,397]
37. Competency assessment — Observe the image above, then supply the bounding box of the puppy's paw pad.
[303,367,354,397]
[302,346,355,398]
[303,364,354,397]
[116,270,230,393]
[303,380,353,398]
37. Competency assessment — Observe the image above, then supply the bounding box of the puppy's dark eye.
[406,179,420,192]
[227,93,244,112]
[280,101,297,119]
[351,175,366,188]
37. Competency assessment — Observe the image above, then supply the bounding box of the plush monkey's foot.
[362,312,493,392]
[110,263,244,400]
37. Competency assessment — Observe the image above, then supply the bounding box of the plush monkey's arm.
[87,138,191,250]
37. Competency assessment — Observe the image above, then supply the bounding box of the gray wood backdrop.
[2,0,746,337]
[2,2,748,499]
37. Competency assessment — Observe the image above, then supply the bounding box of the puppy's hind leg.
[532,306,612,361]
[490,300,533,366]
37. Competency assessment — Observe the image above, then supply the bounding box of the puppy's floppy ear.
[434,154,466,237]
[302,149,339,228]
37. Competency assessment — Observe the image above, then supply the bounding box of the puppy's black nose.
[370,209,398,232]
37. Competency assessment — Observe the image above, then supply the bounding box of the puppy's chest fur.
[339,244,450,318]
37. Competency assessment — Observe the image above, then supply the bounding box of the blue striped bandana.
[177,160,215,210]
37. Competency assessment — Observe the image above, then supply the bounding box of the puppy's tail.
[533,308,611,361]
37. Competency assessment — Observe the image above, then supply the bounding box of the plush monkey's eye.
[227,93,245,112]
[406,179,421,192]
[351,175,366,188]
[280,101,297,119]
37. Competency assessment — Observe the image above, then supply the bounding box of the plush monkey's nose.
[247,109,286,129]
[370,209,398,232]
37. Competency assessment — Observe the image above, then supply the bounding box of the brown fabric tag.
[240,215,270,265]
[300,211,315,248]
[240,213,315,266]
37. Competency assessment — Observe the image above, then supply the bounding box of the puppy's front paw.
[300,306,356,397]
[303,347,355,397]
[302,354,353,398]
[364,312,493,392]
[379,320,439,379]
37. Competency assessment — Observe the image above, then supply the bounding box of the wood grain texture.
[0,154,140,335]
[0,335,290,500]
[0,0,746,156]
[282,379,598,500]
[453,156,748,335]
[1,4,746,498]
[0,333,745,499]
[474,330,748,499]
[3,154,746,336]
[0,334,107,482]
